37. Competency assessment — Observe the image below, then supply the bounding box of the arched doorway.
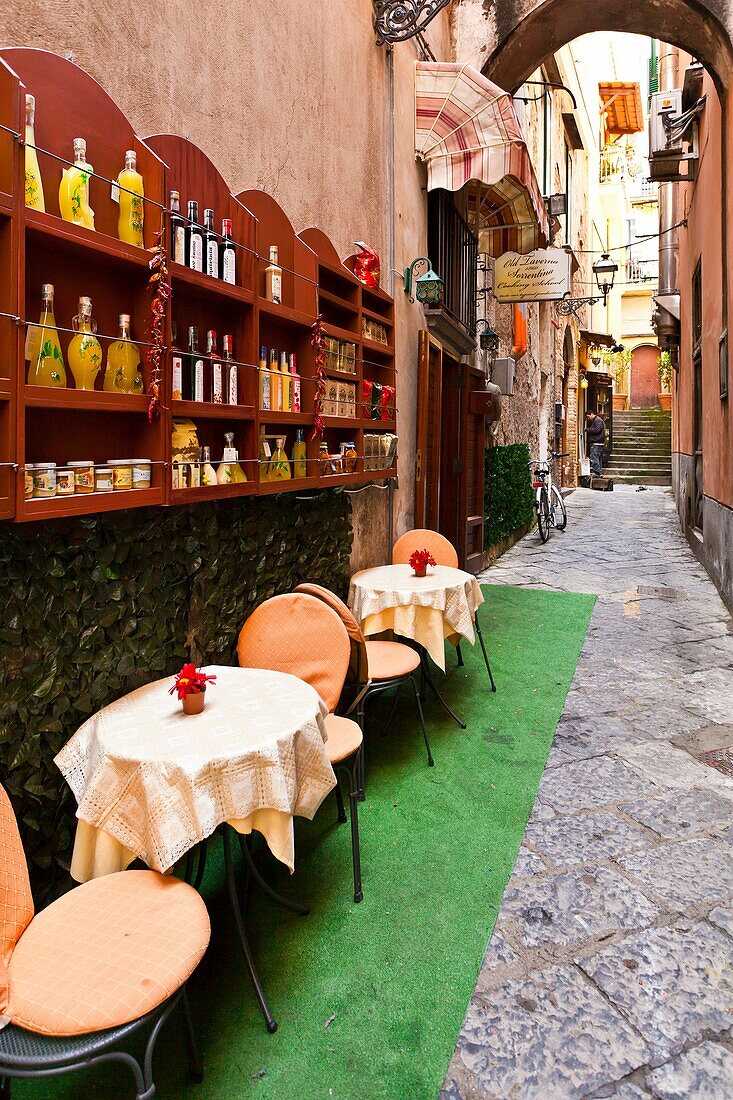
[479,0,733,93]
[630,344,661,407]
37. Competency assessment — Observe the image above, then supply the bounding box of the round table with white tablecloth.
[55,665,335,881]
[348,563,484,672]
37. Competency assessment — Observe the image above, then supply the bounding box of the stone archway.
[467,0,733,93]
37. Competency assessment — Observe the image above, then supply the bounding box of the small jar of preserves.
[94,466,113,493]
[24,465,35,499]
[132,459,151,489]
[342,441,358,473]
[108,459,133,491]
[56,467,74,496]
[69,460,94,494]
[32,462,56,498]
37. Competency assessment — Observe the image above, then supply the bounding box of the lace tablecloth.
[348,564,484,671]
[55,666,335,880]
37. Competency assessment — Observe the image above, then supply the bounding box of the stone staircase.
[604,409,672,485]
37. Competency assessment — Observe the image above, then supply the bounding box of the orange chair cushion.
[364,640,420,681]
[7,871,210,1036]
[238,593,350,713]
[392,528,459,568]
[324,714,363,764]
[0,786,35,1014]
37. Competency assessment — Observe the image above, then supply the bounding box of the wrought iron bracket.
[373,1,452,45]
[554,295,601,319]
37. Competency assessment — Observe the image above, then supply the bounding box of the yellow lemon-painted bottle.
[104,313,143,394]
[292,428,307,478]
[117,149,144,247]
[24,94,45,211]
[216,432,247,483]
[26,283,66,386]
[59,138,94,229]
[270,435,292,481]
[68,296,102,390]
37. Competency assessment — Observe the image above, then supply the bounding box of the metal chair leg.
[344,752,363,903]
[474,610,497,692]
[180,989,204,1084]
[381,686,401,736]
[456,643,464,667]
[334,778,347,823]
[409,674,434,766]
[222,827,278,1033]
[420,651,467,729]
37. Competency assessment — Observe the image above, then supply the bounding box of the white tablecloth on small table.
[55,666,335,881]
[348,564,484,671]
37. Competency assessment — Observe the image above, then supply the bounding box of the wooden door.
[630,344,660,407]
[415,330,441,529]
[462,365,486,573]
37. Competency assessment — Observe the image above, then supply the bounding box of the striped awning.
[415,61,549,257]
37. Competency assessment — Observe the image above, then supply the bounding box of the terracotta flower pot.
[182,688,206,715]
[658,392,672,412]
[612,393,627,412]
[412,566,427,578]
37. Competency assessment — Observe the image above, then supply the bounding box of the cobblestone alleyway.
[442,486,733,1099]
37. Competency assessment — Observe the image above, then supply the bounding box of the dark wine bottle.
[204,208,219,279]
[223,333,238,404]
[220,218,236,284]
[170,191,186,266]
[186,201,203,272]
[187,325,205,401]
[207,329,223,403]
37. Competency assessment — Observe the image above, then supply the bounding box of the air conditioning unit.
[492,357,515,396]
[649,89,683,155]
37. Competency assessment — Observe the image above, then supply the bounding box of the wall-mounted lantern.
[403,256,444,305]
[476,319,500,356]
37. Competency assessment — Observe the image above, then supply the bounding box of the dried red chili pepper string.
[146,229,170,422]
[310,314,327,441]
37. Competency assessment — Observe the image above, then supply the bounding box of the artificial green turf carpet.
[19,584,595,1100]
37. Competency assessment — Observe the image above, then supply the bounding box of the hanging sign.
[494,248,573,303]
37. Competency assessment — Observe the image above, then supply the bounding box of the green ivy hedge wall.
[484,443,535,549]
[0,492,352,898]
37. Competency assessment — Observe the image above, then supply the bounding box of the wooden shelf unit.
[0,49,397,523]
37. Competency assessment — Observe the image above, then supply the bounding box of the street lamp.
[592,252,619,301]
[403,256,444,305]
[556,251,619,317]
[476,319,500,355]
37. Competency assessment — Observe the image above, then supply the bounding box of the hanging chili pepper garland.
[146,229,170,422]
[310,314,327,440]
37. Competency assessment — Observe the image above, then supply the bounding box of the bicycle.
[528,453,568,543]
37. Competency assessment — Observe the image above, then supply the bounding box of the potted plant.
[409,548,436,578]
[170,663,216,715]
[658,351,673,411]
[611,350,630,412]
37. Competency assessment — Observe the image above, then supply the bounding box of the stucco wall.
[2,0,451,569]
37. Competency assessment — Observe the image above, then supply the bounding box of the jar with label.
[24,465,34,499]
[108,460,132,491]
[94,466,113,493]
[318,442,330,476]
[32,462,56,498]
[69,460,94,494]
[56,467,74,495]
[132,459,151,489]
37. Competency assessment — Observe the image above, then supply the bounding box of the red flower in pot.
[170,663,216,715]
[409,548,437,578]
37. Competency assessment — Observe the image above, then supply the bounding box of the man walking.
[586,410,606,475]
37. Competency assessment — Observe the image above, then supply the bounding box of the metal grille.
[428,189,478,335]
[696,749,733,778]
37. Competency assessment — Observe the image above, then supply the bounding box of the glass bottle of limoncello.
[104,313,143,394]
[59,138,94,229]
[216,431,247,483]
[117,150,144,247]
[270,435,292,481]
[68,296,102,390]
[24,95,45,211]
[25,284,66,387]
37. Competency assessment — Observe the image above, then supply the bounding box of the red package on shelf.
[362,379,373,418]
[381,384,395,421]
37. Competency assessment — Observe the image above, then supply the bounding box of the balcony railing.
[625,257,659,284]
[428,189,477,334]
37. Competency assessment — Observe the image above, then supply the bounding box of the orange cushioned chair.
[237,592,365,903]
[0,784,210,1099]
[392,528,497,692]
[294,582,434,770]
